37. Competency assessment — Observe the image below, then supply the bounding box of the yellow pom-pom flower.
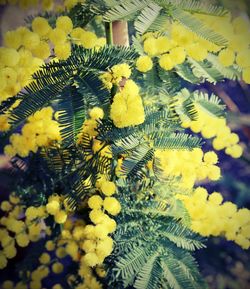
[54,210,67,224]
[136,55,153,72]
[32,17,51,36]
[88,195,103,210]
[100,180,116,196]
[159,54,174,71]
[56,16,73,34]
[218,48,235,67]
[89,107,104,120]
[103,197,121,216]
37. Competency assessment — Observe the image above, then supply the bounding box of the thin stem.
[105,22,113,45]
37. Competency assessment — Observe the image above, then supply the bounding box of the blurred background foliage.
[0,0,249,288]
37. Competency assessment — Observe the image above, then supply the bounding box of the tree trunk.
[112,21,129,46]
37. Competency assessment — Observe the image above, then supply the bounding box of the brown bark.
[112,21,129,46]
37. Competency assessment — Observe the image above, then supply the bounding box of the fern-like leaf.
[188,57,224,84]
[193,91,226,117]
[166,0,227,16]
[134,2,165,34]
[171,7,228,46]
[115,245,152,287]
[103,0,150,21]
[134,253,162,289]
[151,132,202,150]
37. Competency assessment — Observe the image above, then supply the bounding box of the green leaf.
[57,85,86,147]
[188,57,224,84]
[134,253,162,289]
[151,132,203,150]
[166,0,227,16]
[206,53,241,80]
[193,91,226,117]
[115,245,152,287]
[103,0,150,21]
[175,63,200,84]
[121,144,154,180]
[159,222,205,251]
[171,7,228,46]
[134,2,165,34]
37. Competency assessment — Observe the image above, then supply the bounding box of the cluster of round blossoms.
[83,178,121,268]
[177,187,250,249]
[0,193,51,271]
[155,149,221,189]
[100,63,132,89]
[110,79,145,128]
[4,107,61,158]
[0,0,84,11]
[196,14,250,83]
[181,104,243,158]
[0,14,105,104]
[136,14,250,84]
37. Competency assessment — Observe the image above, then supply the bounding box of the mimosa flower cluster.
[100,63,132,89]
[0,14,105,104]
[136,13,250,84]
[181,104,243,158]
[196,14,250,83]
[110,79,145,128]
[155,149,221,189]
[0,189,120,289]
[0,193,50,271]
[177,187,250,249]
[0,0,84,11]
[4,107,61,158]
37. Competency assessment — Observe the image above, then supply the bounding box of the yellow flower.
[22,31,40,50]
[103,197,121,216]
[209,192,223,205]
[49,28,67,45]
[110,80,145,128]
[45,240,55,251]
[186,43,208,61]
[79,31,98,49]
[52,262,64,274]
[32,17,51,36]
[3,30,22,49]
[32,41,51,60]
[94,224,109,239]
[82,252,99,267]
[89,210,106,224]
[143,37,158,56]
[89,107,104,120]
[81,239,96,253]
[0,201,12,212]
[39,252,51,264]
[218,48,235,67]
[54,210,67,224]
[236,49,250,68]
[55,247,67,258]
[46,200,60,215]
[242,67,250,84]
[136,55,153,72]
[42,0,54,11]
[54,42,71,60]
[56,16,73,34]
[88,195,103,210]
[2,280,14,289]
[0,47,20,67]
[16,233,30,247]
[0,253,7,269]
[159,54,174,71]
[203,151,218,165]
[100,180,116,196]
[169,47,186,65]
